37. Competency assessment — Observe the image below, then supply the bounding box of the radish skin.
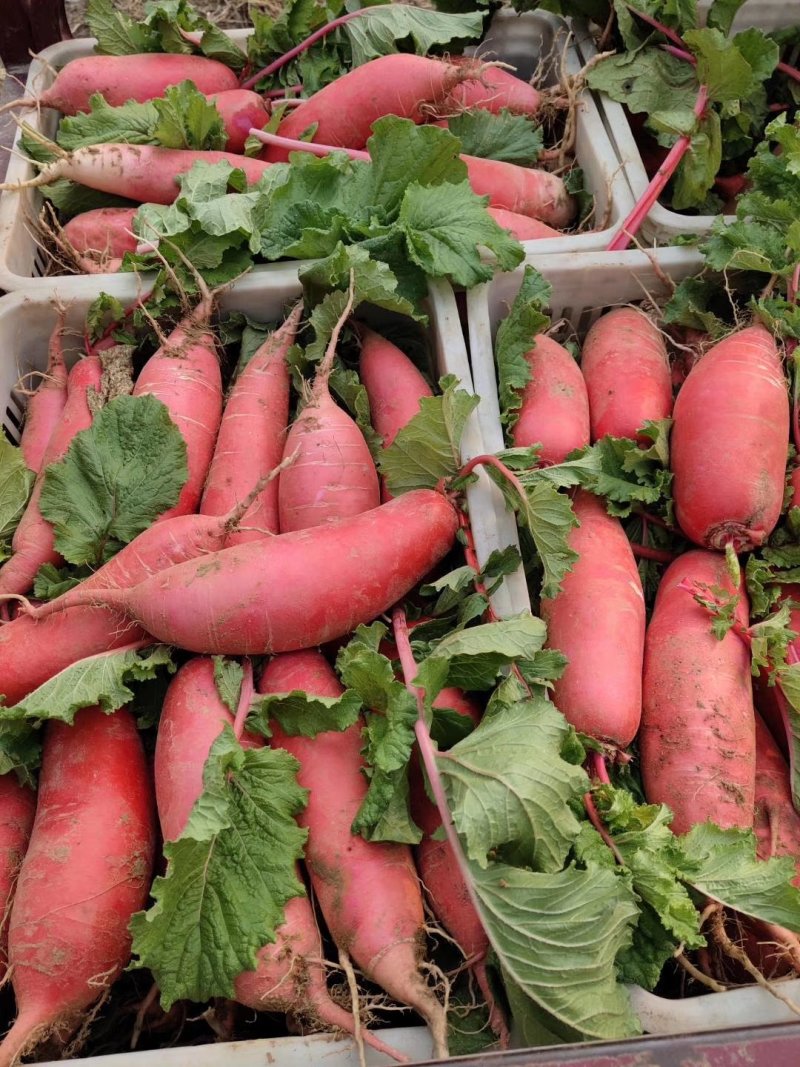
[133,298,222,521]
[754,714,800,885]
[49,490,459,654]
[200,307,299,542]
[4,54,238,115]
[0,706,154,1067]
[487,208,561,240]
[640,550,755,834]
[0,776,36,983]
[61,207,138,273]
[210,90,270,153]
[18,313,68,474]
[441,59,541,117]
[510,333,590,464]
[2,145,272,205]
[462,155,575,228]
[261,650,448,1060]
[541,491,645,747]
[671,325,789,552]
[580,307,672,442]
[0,356,101,600]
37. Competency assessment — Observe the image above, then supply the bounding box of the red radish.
[259,54,485,161]
[460,154,575,228]
[261,650,448,1059]
[440,58,541,116]
[510,333,590,464]
[0,356,101,600]
[580,307,672,442]
[487,207,561,240]
[1,145,272,205]
[210,89,270,153]
[541,490,645,747]
[671,325,789,552]
[640,549,755,834]
[51,489,459,655]
[278,300,379,532]
[754,714,800,885]
[18,312,68,474]
[200,305,300,543]
[0,776,36,982]
[61,207,138,273]
[0,54,238,116]
[359,325,433,448]
[155,657,406,1063]
[133,297,222,521]
[0,497,268,706]
[358,325,432,502]
[0,706,154,1067]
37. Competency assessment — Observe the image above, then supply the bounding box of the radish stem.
[232,659,255,740]
[247,126,369,160]
[606,83,708,251]
[631,542,675,564]
[240,11,365,91]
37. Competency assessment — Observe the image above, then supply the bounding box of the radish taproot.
[18,311,68,475]
[510,332,590,463]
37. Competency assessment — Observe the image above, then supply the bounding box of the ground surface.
[63,0,275,37]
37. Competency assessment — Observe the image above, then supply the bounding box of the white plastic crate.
[579,4,794,243]
[465,244,800,1036]
[0,13,634,293]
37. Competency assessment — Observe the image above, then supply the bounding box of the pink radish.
[155,657,406,1062]
[510,333,590,464]
[18,311,69,474]
[210,89,270,153]
[0,356,101,600]
[200,304,300,542]
[61,207,138,273]
[440,57,541,116]
[133,297,222,521]
[0,145,272,205]
[50,489,460,655]
[0,54,238,116]
[487,207,561,240]
[261,650,449,1059]
[277,297,379,532]
[0,706,154,1067]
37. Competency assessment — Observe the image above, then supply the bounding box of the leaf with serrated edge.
[129,725,307,1007]
[213,657,243,714]
[439,696,586,871]
[0,646,175,724]
[249,689,362,739]
[0,440,34,543]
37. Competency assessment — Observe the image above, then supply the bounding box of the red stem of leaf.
[778,61,800,86]
[626,5,686,49]
[247,127,369,161]
[606,83,709,252]
[457,453,531,509]
[264,84,303,99]
[590,750,612,785]
[240,10,365,91]
[630,542,675,564]
[661,42,696,65]
[583,791,625,865]
[392,607,487,921]
[676,578,753,648]
[232,659,255,741]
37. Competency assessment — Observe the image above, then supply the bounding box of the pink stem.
[392,607,487,923]
[789,263,800,370]
[240,10,365,91]
[662,42,695,64]
[590,750,612,785]
[778,61,800,85]
[583,791,625,865]
[626,5,685,47]
[265,84,303,99]
[247,126,369,161]
[456,453,531,511]
[232,659,255,741]
[677,578,753,648]
[606,83,709,251]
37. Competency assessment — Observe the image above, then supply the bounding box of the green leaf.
[399,181,524,287]
[684,28,760,105]
[616,901,680,990]
[213,657,243,714]
[33,563,86,601]
[365,117,467,219]
[86,0,153,53]
[440,695,587,871]
[380,375,478,495]
[0,724,41,788]
[0,645,175,725]
[493,265,551,430]
[0,440,34,557]
[707,0,747,34]
[421,615,548,694]
[586,49,697,117]
[151,81,228,151]
[470,860,640,1040]
[345,7,483,67]
[38,394,188,567]
[249,689,362,739]
[662,277,730,336]
[680,822,800,931]
[703,218,790,275]
[129,725,308,1008]
[446,109,543,165]
[58,95,160,152]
